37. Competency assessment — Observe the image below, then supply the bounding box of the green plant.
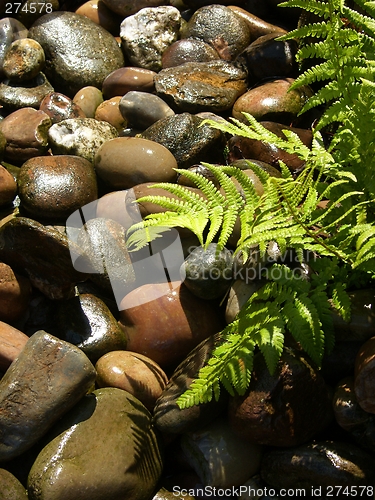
[126,0,375,408]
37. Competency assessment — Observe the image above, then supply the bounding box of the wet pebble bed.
[0,0,375,498]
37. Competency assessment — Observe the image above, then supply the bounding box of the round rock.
[3,38,45,82]
[0,468,28,500]
[40,92,86,123]
[28,12,124,96]
[0,72,54,111]
[0,18,29,78]
[119,91,174,130]
[0,165,17,206]
[18,155,98,220]
[48,117,118,163]
[102,67,156,99]
[0,263,31,326]
[94,136,178,189]
[162,39,220,68]
[95,96,127,130]
[73,86,104,118]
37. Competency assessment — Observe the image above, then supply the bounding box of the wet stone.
[0,107,51,164]
[0,165,17,206]
[181,243,233,300]
[94,136,178,189]
[39,92,86,123]
[228,348,333,447]
[102,0,166,18]
[154,333,228,434]
[48,117,118,163]
[29,12,124,96]
[0,18,29,79]
[95,96,127,130]
[73,86,103,118]
[0,217,87,300]
[119,91,174,130]
[141,112,225,168]
[17,155,98,220]
[102,67,156,100]
[232,78,314,125]
[260,441,375,488]
[55,293,127,363]
[3,38,45,82]
[27,387,163,500]
[0,262,31,326]
[0,468,28,500]
[95,350,168,410]
[181,4,251,61]
[0,330,96,461]
[227,6,287,40]
[120,6,181,72]
[154,60,248,113]
[162,39,220,68]
[0,320,29,372]
[75,0,121,35]
[0,72,54,111]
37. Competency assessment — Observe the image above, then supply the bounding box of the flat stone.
[120,6,181,71]
[154,61,247,113]
[27,387,163,500]
[18,155,98,220]
[48,117,118,163]
[0,320,29,372]
[0,72,54,112]
[3,38,45,82]
[0,217,87,300]
[0,330,96,461]
[29,12,124,96]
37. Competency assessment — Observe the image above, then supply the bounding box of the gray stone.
[0,72,54,111]
[141,112,225,168]
[29,12,124,96]
[0,330,96,462]
[120,6,181,71]
[119,91,174,130]
[48,117,118,163]
[154,61,247,113]
[27,387,163,500]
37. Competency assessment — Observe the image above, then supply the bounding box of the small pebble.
[0,263,31,326]
[3,38,45,82]
[73,86,104,118]
[39,91,86,123]
[0,165,17,206]
[119,91,175,130]
[102,67,156,99]
[75,0,121,35]
[162,38,220,68]
[95,96,127,130]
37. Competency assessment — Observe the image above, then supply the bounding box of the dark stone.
[162,39,220,69]
[39,92,86,123]
[0,72,54,111]
[119,91,174,130]
[0,468,28,499]
[0,18,29,80]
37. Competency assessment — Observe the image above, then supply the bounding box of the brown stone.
[39,91,86,123]
[75,0,121,35]
[354,336,375,414]
[0,320,29,372]
[95,96,127,130]
[0,468,28,500]
[0,262,31,325]
[0,165,17,206]
[73,86,103,118]
[0,330,96,461]
[102,67,156,99]
[227,6,287,40]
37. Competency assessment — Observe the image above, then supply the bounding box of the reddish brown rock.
[0,321,29,372]
[227,6,287,40]
[354,336,375,414]
[119,281,223,369]
[0,107,51,164]
[73,86,103,118]
[0,262,31,325]
[95,96,127,130]
[39,92,86,123]
[0,165,17,206]
[102,67,156,99]
[75,0,121,35]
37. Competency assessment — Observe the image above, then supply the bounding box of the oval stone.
[162,39,220,68]
[0,468,28,500]
[102,67,156,99]
[27,387,163,500]
[73,86,104,118]
[3,38,45,82]
[227,6,287,40]
[28,12,124,96]
[0,18,29,79]
[18,155,98,220]
[75,0,121,35]
[0,165,17,206]
[95,96,127,130]
[94,136,178,189]
[39,92,86,123]
[0,320,29,372]
[0,262,31,325]
[119,91,175,130]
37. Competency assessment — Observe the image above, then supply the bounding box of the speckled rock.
[48,117,118,163]
[3,38,45,82]
[141,112,225,168]
[101,0,166,17]
[0,262,31,326]
[119,281,223,368]
[232,78,313,124]
[0,72,54,111]
[0,18,28,79]
[73,86,103,118]
[102,67,156,100]
[0,165,17,206]
[120,6,181,71]
[228,349,333,447]
[40,92,86,123]
[96,350,168,410]
[18,155,98,219]
[0,468,28,500]
[181,243,233,300]
[95,96,127,130]
[162,39,220,68]
[55,293,127,363]
[154,60,247,113]
[75,0,121,35]
[0,330,96,461]
[181,417,263,487]
[154,333,228,434]
[28,12,124,96]
[0,217,87,300]
[181,4,251,61]
[0,321,29,372]
[119,91,175,130]
[260,441,375,488]
[27,387,163,500]
[74,217,136,298]
[0,107,51,164]
[94,136,178,189]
